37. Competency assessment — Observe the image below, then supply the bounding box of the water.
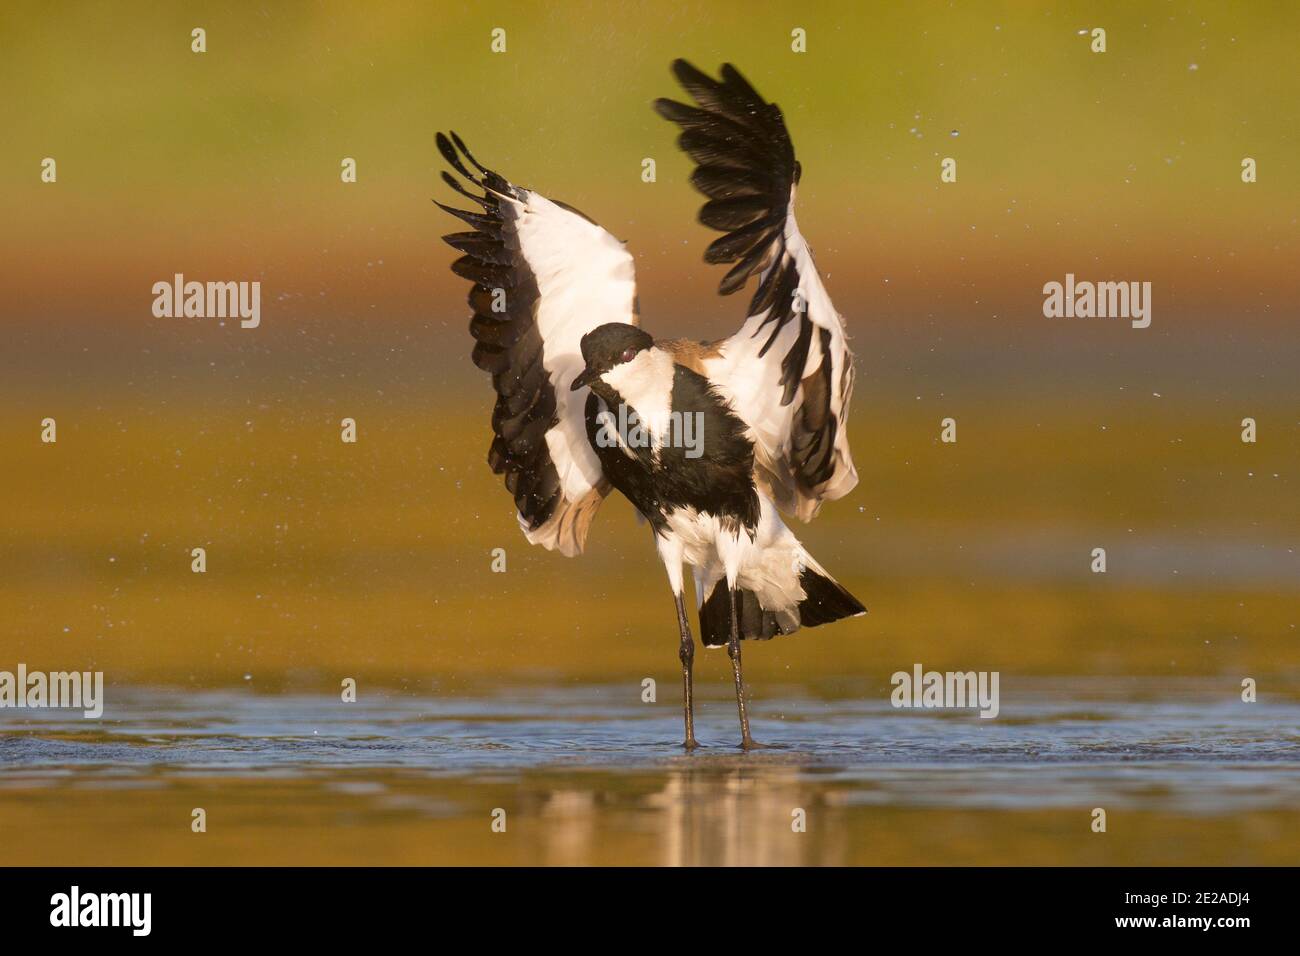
[2,679,1298,865]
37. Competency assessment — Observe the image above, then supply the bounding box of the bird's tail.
[697,559,865,647]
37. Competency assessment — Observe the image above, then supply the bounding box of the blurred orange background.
[1,0,1296,688]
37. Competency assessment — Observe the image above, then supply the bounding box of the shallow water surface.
[1,679,1297,865]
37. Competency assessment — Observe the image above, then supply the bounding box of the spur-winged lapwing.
[436,59,865,749]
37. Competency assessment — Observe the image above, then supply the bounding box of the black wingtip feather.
[440,170,485,206]
[434,200,497,233]
[669,58,701,84]
[658,59,798,295]
[719,63,763,103]
[652,97,685,121]
[450,131,491,176]
[434,131,566,536]
[437,132,478,184]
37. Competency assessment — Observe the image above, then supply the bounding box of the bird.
[435,59,865,750]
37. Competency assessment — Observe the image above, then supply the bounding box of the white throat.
[600,347,675,452]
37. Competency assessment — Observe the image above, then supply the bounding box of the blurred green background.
[1,0,1296,689]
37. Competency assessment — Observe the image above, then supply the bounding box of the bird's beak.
[570,367,597,391]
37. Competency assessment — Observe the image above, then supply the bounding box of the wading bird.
[436,60,864,749]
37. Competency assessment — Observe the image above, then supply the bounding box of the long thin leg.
[727,586,755,750]
[653,531,696,751]
[674,593,698,750]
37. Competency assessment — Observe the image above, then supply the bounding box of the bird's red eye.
[620,348,637,363]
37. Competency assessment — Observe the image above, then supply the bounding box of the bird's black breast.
[585,364,759,534]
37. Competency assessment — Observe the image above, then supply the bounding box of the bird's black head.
[570,323,655,392]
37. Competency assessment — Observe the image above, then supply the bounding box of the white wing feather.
[656,61,858,520]
[438,133,637,555]
[512,193,638,506]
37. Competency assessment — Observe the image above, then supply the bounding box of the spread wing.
[436,132,637,556]
[654,60,857,522]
